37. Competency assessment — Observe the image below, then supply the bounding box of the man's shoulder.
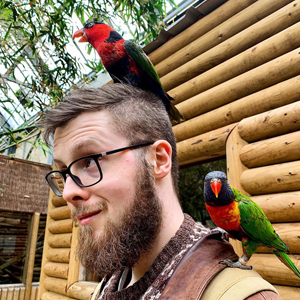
[202,267,282,300]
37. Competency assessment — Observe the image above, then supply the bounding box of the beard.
[71,158,163,277]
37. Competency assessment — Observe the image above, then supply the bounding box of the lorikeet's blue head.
[204,171,234,206]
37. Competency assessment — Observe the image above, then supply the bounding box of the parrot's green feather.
[124,40,162,87]
[232,188,289,253]
[274,250,300,277]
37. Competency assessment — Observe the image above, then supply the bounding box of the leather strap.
[160,231,239,300]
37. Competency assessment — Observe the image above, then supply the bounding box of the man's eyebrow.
[69,139,102,156]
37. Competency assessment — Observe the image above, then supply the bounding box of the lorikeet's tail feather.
[168,101,184,125]
[273,250,300,278]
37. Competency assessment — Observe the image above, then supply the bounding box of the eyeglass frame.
[45,141,154,196]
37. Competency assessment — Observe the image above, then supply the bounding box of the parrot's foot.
[211,227,229,241]
[219,259,252,270]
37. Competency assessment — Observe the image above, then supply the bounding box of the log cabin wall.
[150,0,300,298]
[38,188,97,300]
[38,0,300,298]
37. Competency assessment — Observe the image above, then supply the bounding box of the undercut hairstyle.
[40,83,179,197]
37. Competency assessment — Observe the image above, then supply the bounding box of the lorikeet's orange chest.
[206,201,240,231]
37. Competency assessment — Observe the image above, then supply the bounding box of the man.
[41,84,282,299]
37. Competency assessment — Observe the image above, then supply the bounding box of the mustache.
[70,202,106,221]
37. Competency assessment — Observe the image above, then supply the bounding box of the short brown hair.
[40,83,179,196]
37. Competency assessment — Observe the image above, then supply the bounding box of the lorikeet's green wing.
[232,188,288,252]
[124,40,163,87]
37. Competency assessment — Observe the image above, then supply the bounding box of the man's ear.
[151,140,172,179]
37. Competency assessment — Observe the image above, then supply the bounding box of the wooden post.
[25,213,40,300]
[226,127,249,256]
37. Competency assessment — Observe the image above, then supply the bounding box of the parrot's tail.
[273,250,300,278]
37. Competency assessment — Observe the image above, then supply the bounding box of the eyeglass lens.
[47,157,102,197]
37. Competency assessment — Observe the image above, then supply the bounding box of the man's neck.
[128,202,185,286]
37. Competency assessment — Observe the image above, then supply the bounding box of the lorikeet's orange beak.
[72,29,88,42]
[211,180,221,198]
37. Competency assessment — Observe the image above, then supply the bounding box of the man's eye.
[86,158,96,168]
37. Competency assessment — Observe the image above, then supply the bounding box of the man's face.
[53,111,141,238]
[53,111,162,275]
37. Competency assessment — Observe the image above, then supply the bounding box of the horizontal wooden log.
[274,285,300,300]
[238,101,300,142]
[256,223,300,254]
[48,219,73,234]
[164,0,300,95]
[241,161,300,195]
[149,0,256,65]
[173,76,300,142]
[175,47,300,129]
[52,195,67,207]
[251,192,300,223]
[177,123,236,166]
[46,248,70,263]
[43,277,67,295]
[67,281,98,300]
[240,130,300,168]
[49,207,71,221]
[41,291,75,300]
[173,20,300,113]
[157,0,292,78]
[43,262,69,279]
[250,253,300,287]
[48,234,72,248]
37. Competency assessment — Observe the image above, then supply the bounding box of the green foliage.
[179,159,227,224]
[0,0,174,153]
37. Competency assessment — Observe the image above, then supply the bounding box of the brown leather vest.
[160,231,239,299]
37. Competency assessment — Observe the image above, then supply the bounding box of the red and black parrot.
[204,171,300,278]
[72,19,184,125]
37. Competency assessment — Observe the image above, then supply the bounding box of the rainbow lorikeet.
[72,19,184,125]
[204,171,300,277]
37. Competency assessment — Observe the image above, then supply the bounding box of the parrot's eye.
[84,21,95,29]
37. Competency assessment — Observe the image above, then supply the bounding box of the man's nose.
[62,176,89,205]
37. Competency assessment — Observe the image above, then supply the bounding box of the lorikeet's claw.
[211,227,229,241]
[219,259,252,270]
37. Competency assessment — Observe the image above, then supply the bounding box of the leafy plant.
[0,0,175,154]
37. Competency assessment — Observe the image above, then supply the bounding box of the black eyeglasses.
[45,141,154,197]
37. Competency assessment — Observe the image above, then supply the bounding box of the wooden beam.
[251,191,300,223]
[162,0,300,93]
[175,47,300,126]
[149,0,257,65]
[47,233,72,248]
[43,277,68,295]
[156,0,292,78]
[46,248,70,263]
[43,262,69,279]
[240,130,300,168]
[173,76,300,142]
[176,123,236,165]
[241,160,300,195]
[41,291,75,300]
[49,207,71,221]
[48,220,73,234]
[250,253,300,287]
[67,281,98,300]
[238,101,300,142]
[274,285,300,300]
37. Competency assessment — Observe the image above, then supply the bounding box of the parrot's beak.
[72,29,88,42]
[211,180,221,198]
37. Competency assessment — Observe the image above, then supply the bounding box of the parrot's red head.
[210,178,222,198]
[72,20,119,49]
